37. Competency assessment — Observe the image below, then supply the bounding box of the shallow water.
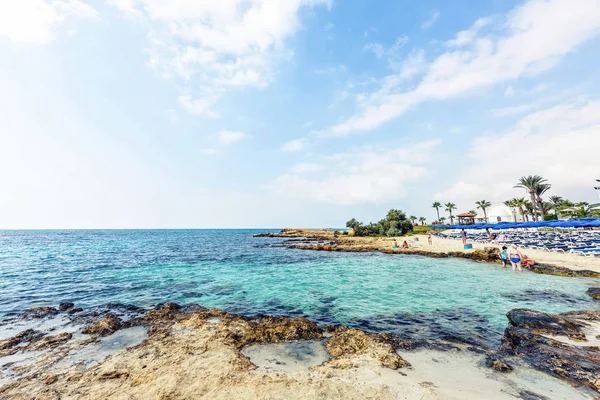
[52,326,148,370]
[0,230,597,344]
[242,340,330,373]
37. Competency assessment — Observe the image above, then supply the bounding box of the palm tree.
[445,202,457,224]
[549,195,563,216]
[576,201,590,207]
[515,175,550,221]
[475,200,492,222]
[419,217,426,226]
[432,202,441,222]
[574,205,600,218]
[439,217,446,224]
[409,215,417,225]
[534,183,551,219]
[513,197,527,222]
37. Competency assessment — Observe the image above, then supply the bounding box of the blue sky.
[1,0,600,228]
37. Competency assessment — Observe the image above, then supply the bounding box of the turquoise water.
[0,230,597,344]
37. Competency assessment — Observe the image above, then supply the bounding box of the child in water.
[500,246,508,268]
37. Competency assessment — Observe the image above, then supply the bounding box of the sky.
[1,0,600,229]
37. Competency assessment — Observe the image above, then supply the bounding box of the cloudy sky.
[1,0,599,228]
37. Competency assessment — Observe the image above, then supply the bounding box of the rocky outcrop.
[22,307,58,318]
[325,326,410,369]
[0,329,44,355]
[484,354,513,372]
[82,313,123,336]
[27,332,73,350]
[500,308,600,393]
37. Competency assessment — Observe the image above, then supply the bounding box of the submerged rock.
[82,314,123,337]
[59,302,75,311]
[500,308,600,393]
[506,309,587,341]
[586,288,600,300]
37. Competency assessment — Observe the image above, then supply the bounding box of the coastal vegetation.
[346,209,413,237]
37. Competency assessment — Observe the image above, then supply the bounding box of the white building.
[485,204,523,223]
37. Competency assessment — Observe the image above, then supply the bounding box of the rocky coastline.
[1,301,600,399]
[256,229,600,278]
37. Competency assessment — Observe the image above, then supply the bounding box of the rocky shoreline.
[256,229,600,278]
[1,301,600,399]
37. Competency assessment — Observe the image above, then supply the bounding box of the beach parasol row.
[430,218,600,230]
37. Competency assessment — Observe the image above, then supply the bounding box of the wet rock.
[586,288,600,300]
[0,329,44,352]
[501,308,600,393]
[326,327,410,369]
[561,310,600,321]
[68,307,83,315]
[105,303,144,313]
[59,302,75,311]
[528,264,600,278]
[45,375,58,385]
[82,314,122,337]
[484,354,513,373]
[146,302,182,320]
[251,316,322,344]
[506,308,587,341]
[22,307,58,318]
[28,332,73,350]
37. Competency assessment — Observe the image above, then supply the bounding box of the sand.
[409,234,600,271]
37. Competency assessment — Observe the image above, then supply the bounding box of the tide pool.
[0,229,596,344]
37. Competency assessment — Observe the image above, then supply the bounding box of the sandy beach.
[410,234,600,271]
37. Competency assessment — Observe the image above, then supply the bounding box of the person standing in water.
[500,246,508,268]
[509,245,524,272]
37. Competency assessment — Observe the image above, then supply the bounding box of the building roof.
[456,212,477,217]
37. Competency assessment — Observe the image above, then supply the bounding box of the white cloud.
[490,103,540,117]
[177,94,220,119]
[325,22,334,31]
[421,11,440,30]
[364,42,385,59]
[0,0,97,44]
[364,36,409,61]
[110,0,331,117]
[435,100,600,205]
[446,17,491,47]
[271,140,441,205]
[218,130,245,145]
[281,138,307,152]
[324,0,600,137]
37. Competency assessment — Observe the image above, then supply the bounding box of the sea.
[0,229,597,345]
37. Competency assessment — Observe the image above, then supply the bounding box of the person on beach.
[392,239,399,249]
[461,229,467,245]
[402,240,409,248]
[509,245,524,272]
[427,230,432,245]
[500,246,508,268]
